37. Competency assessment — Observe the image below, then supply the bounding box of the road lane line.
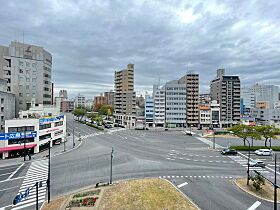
[0,176,25,183]
[0,172,12,177]
[247,201,261,210]
[0,186,19,192]
[177,182,188,188]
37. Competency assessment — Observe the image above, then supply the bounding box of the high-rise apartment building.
[210,69,240,127]
[185,73,199,126]
[0,41,52,113]
[114,64,136,128]
[59,90,68,99]
[75,94,86,108]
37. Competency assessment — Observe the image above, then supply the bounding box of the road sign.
[39,115,64,125]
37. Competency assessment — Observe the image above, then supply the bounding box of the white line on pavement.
[0,186,19,192]
[247,201,261,210]
[8,163,24,179]
[177,182,188,188]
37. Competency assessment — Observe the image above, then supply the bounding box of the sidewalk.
[0,135,82,166]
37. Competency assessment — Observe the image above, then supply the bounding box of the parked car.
[184,130,195,136]
[221,148,238,155]
[248,160,266,168]
[104,124,113,129]
[54,139,61,145]
[255,149,272,156]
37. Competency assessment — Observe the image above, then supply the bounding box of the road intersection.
[0,116,279,210]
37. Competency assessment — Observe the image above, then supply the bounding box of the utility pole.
[245,139,251,185]
[274,154,277,210]
[213,127,216,149]
[110,147,114,184]
[47,138,51,203]
[23,127,26,161]
[72,128,75,148]
[36,182,39,210]
[63,137,66,152]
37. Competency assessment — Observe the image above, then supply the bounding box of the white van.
[255,149,272,156]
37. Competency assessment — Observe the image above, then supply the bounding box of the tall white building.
[165,80,186,127]
[75,94,86,108]
[0,41,52,113]
[153,85,165,127]
[59,90,68,99]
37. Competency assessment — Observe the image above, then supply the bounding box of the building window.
[39,133,51,141]
[39,123,51,130]
[55,121,63,127]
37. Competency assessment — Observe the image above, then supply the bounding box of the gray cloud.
[0,0,279,98]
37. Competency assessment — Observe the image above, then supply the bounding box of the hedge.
[230,145,280,151]
[77,120,104,131]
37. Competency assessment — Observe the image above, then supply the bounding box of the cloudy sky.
[0,0,279,98]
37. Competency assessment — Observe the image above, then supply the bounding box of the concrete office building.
[0,114,66,159]
[94,94,106,109]
[114,64,136,128]
[199,93,211,105]
[61,100,74,112]
[0,41,52,113]
[59,90,68,99]
[0,79,16,131]
[210,69,240,127]
[250,108,280,127]
[165,79,187,127]
[144,95,154,127]
[242,84,279,110]
[75,94,86,108]
[153,85,165,127]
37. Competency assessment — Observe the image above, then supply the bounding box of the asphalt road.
[1,115,279,210]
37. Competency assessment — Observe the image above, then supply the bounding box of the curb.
[53,139,83,158]
[233,178,280,204]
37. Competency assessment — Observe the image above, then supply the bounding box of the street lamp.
[245,138,251,185]
[110,147,114,184]
[47,138,51,203]
[72,128,75,148]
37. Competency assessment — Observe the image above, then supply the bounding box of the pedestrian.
[28,154,31,160]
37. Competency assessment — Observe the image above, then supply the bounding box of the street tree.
[73,108,87,121]
[227,124,250,146]
[255,125,277,147]
[98,105,113,116]
[247,126,261,147]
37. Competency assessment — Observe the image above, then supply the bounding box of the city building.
[144,95,154,127]
[75,94,86,108]
[136,95,145,108]
[0,114,66,159]
[59,90,68,99]
[198,100,220,128]
[0,79,16,131]
[199,93,211,105]
[210,69,240,127]
[61,100,75,112]
[114,64,136,128]
[153,85,165,127]
[94,94,106,109]
[0,41,52,113]
[250,108,280,127]
[165,79,187,128]
[185,73,199,127]
[104,90,114,106]
[241,84,280,110]
[19,101,60,119]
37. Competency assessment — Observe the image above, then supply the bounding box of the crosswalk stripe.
[12,159,48,210]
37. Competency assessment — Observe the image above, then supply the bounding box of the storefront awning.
[0,144,37,153]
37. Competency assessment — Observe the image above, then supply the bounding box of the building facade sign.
[39,115,64,125]
[0,131,37,140]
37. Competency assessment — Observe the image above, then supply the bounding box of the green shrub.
[230,145,280,151]
[73,189,101,198]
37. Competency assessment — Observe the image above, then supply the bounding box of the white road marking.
[7,163,25,180]
[0,186,19,192]
[247,201,261,210]
[177,182,188,188]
